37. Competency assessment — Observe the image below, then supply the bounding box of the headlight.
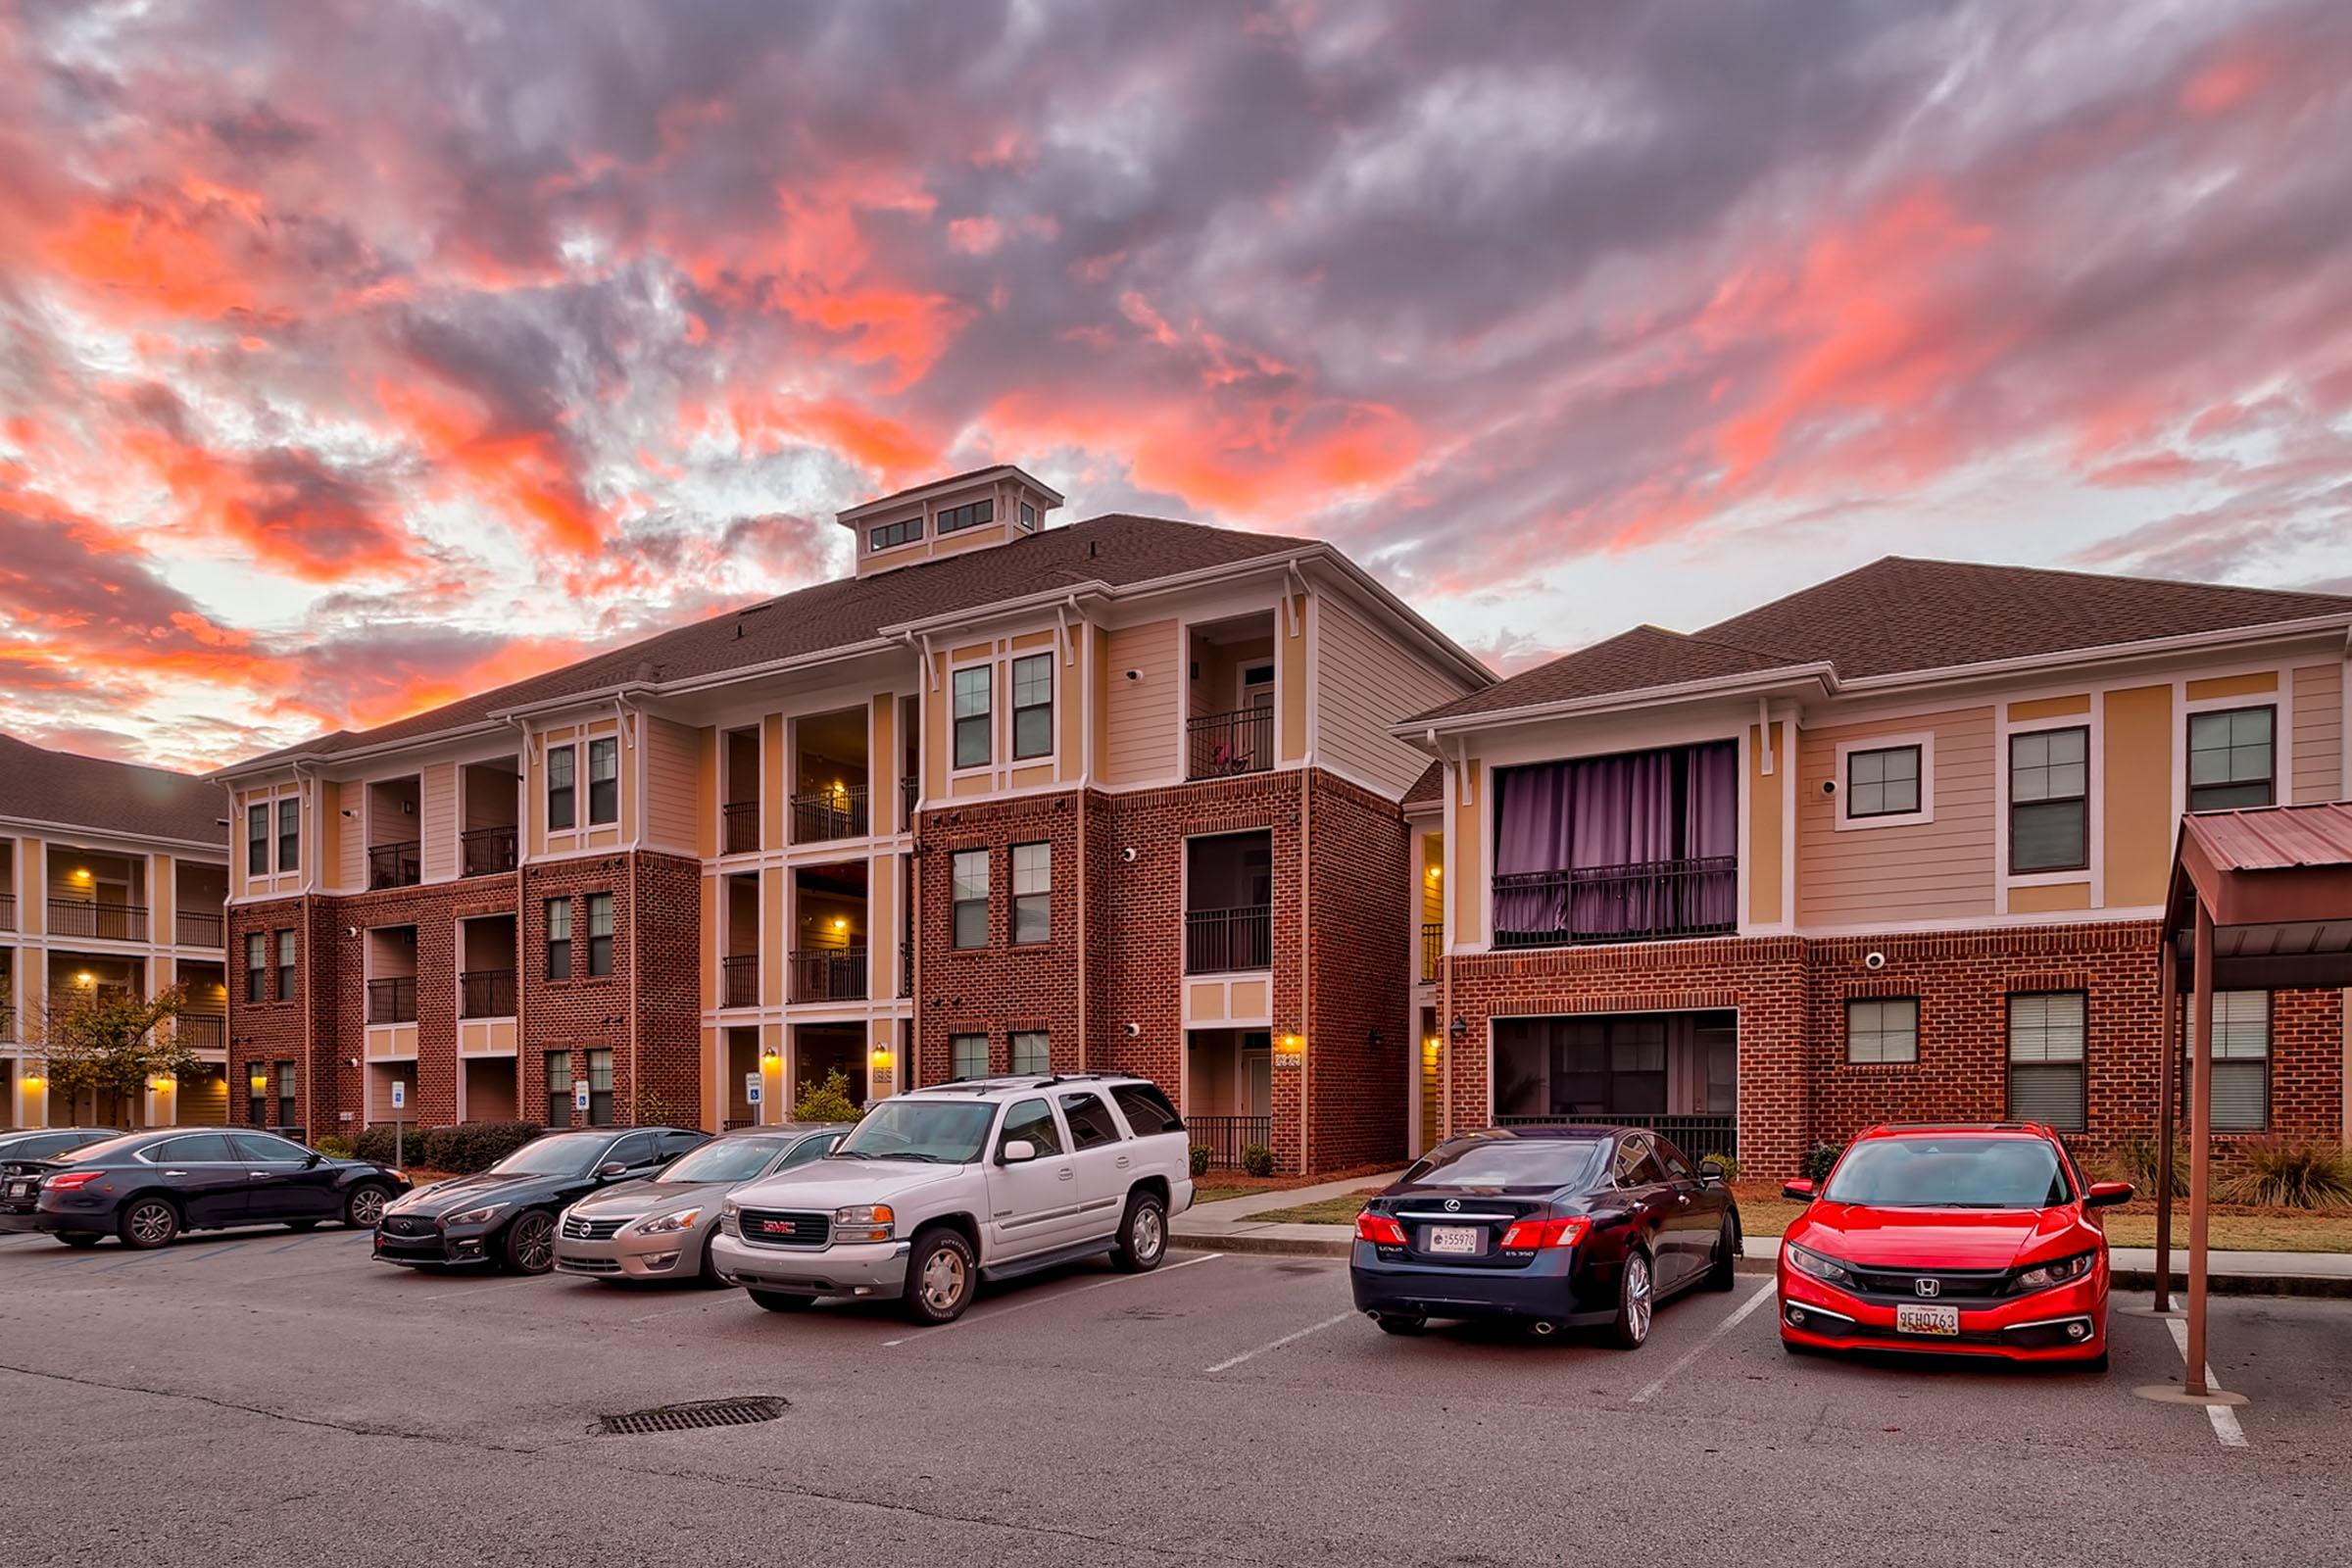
[2011,1251,2096,1292]
[832,1203,894,1243]
[1787,1244,1856,1289]
[443,1204,504,1228]
[629,1207,704,1237]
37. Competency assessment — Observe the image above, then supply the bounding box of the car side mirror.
[2084,1180,2133,1208]
[1000,1139,1037,1165]
[595,1161,628,1180]
[1782,1178,1816,1201]
[1698,1158,1728,1184]
[304,1152,323,1168]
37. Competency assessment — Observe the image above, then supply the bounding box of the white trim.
[1833,731,1936,832]
[1994,706,2102,912]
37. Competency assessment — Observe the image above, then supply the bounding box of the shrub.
[1240,1143,1275,1178]
[628,1088,703,1131]
[793,1068,863,1125]
[1801,1141,1845,1184]
[1696,1151,1739,1182]
[1190,1145,1212,1178]
[2108,1134,2188,1198]
[428,1121,548,1175]
[2219,1140,2352,1209]
[351,1122,431,1167]
[313,1134,355,1159]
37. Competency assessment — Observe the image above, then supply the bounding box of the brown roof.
[1412,558,2352,723]
[2177,801,2352,874]
[1402,760,1445,808]
[0,732,224,846]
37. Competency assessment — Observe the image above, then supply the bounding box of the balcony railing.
[722,801,760,856]
[1187,1115,1272,1170]
[176,909,225,948]
[0,891,15,930]
[791,786,869,843]
[789,948,868,1004]
[47,900,148,942]
[1494,1112,1738,1160]
[1420,922,1442,983]
[1187,708,1274,779]
[460,967,516,1019]
[178,1013,225,1053]
[721,954,760,1009]
[366,976,416,1025]
[1491,857,1738,949]
[901,775,918,832]
[1184,905,1272,974]
[368,841,422,890]
[462,826,517,877]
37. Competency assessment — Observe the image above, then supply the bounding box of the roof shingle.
[0,732,224,846]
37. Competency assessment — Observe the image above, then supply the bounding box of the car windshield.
[1403,1138,1607,1189]
[1823,1137,2072,1209]
[834,1101,996,1165]
[489,1134,610,1178]
[659,1138,786,1184]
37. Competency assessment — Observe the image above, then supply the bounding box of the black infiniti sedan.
[1,1128,121,1229]
[32,1129,410,1249]
[1349,1126,1741,1348]
[374,1125,706,1274]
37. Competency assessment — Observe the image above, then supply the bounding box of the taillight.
[1354,1211,1408,1246]
[44,1171,102,1193]
[1498,1215,1591,1250]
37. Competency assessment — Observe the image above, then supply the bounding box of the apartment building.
[0,733,231,1127]
[215,466,1489,1171]
[1404,558,2352,1175]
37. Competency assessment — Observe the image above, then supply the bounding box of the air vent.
[596,1396,787,1436]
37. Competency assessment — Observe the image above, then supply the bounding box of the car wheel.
[55,1232,103,1250]
[697,1233,729,1289]
[1111,1191,1167,1273]
[1705,1216,1739,1291]
[902,1226,977,1326]
[1607,1249,1654,1349]
[502,1211,557,1274]
[343,1184,392,1229]
[1374,1313,1426,1336]
[120,1197,180,1250]
[2085,1349,2110,1373]
[750,1290,816,1312]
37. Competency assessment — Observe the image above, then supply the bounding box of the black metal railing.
[368,841,422,890]
[1491,857,1738,949]
[723,1117,760,1131]
[900,775,919,832]
[1188,1115,1272,1170]
[722,801,760,855]
[721,955,760,1009]
[366,976,416,1025]
[1187,708,1274,779]
[791,786,869,843]
[789,948,868,1004]
[176,908,225,948]
[460,968,516,1018]
[1420,922,1442,983]
[0,891,13,930]
[178,1013,225,1052]
[1184,905,1272,974]
[47,900,148,941]
[462,825,517,877]
[1494,1112,1738,1159]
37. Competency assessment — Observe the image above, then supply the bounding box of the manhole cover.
[597,1396,787,1436]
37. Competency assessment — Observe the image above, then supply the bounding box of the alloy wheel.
[512,1214,555,1272]
[919,1246,967,1313]
[1625,1254,1652,1344]
[349,1188,388,1227]
[126,1201,174,1248]
[1133,1204,1164,1263]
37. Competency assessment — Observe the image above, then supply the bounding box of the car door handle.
[164,1169,190,1178]
[1115,1155,1131,1170]
[250,1171,277,1179]
[1057,1167,1075,1181]
[1676,1194,1690,1207]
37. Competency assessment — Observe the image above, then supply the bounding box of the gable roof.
[0,732,224,847]
[1410,558,2352,725]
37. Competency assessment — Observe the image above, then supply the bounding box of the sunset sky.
[4,0,2350,771]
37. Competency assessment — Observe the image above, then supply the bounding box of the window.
[1017,501,1036,531]
[547,744,576,830]
[247,1069,269,1126]
[1110,1082,1184,1138]
[2187,707,2275,812]
[952,665,992,768]
[546,898,572,979]
[605,1126,655,1166]
[869,514,922,551]
[2009,726,2088,873]
[952,850,989,948]
[782,1134,840,1168]
[232,1131,311,1164]
[1011,842,1051,944]
[586,736,619,825]
[1010,654,1053,760]
[247,804,270,875]
[937,498,995,534]
[2007,993,2085,1131]
[585,892,613,976]
[245,932,270,1004]
[276,797,300,872]
[1059,1092,1121,1150]
[545,1052,573,1126]
[998,1097,1062,1156]
[1845,745,1922,819]
[951,1033,990,1078]
[1613,1136,1667,1187]
[275,1062,297,1129]
[587,1048,614,1125]
[275,929,296,1004]
[1846,998,1919,1064]
[149,1133,235,1164]
[656,1128,707,1159]
[1010,1030,1050,1076]
[2200,991,2270,1133]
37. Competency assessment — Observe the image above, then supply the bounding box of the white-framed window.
[2187,707,2275,813]
[952,850,989,949]
[276,797,300,872]
[2198,991,2269,1133]
[2007,992,2085,1131]
[1010,1030,1050,1075]
[1011,842,1051,944]
[547,744,576,831]
[1837,734,1936,831]
[2008,727,2089,873]
[1845,997,1919,1063]
[952,665,992,769]
[1011,654,1053,760]
[869,514,921,551]
[951,1033,989,1078]
[587,736,619,825]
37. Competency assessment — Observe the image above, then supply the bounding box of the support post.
[2154,935,2178,1313]
[2184,902,2215,1397]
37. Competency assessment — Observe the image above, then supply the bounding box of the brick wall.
[1303,771,1411,1170]
[225,895,311,1130]
[913,792,1087,1084]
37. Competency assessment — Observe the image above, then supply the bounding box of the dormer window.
[835,465,1062,578]
[1017,502,1036,532]
[938,499,995,535]
[870,514,921,551]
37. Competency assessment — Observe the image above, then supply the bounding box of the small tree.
[626,1086,704,1131]
[35,983,195,1124]
[792,1067,863,1124]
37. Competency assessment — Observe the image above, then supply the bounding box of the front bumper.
[555,1223,707,1280]
[372,1215,498,1267]
[710,1231,910,1298]
[1777,1258,2107,1361]
[1348,1241,1616,1326]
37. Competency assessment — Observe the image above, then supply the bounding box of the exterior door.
[231,1132,340,1221]
[1055,1090,1130,1242]
[1244,1032,1272,1118]
[983,1097,1080,1260]
[144,1133,249,1228]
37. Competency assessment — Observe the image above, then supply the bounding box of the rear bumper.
[1777,1259,2107,1361]
[710,1232,910,1298]
[1348,1241,1615,1325]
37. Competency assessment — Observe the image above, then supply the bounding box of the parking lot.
[1,1224,2344,1568]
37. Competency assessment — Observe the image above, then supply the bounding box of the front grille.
[558,1255,622,1274]
[381,1216,425,1237]
[736,1208,830,1249]
[1840,1265,2012,1304]
[562,1215,627,1242]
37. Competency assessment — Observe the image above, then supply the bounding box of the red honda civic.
[1776,1123,2132,1368]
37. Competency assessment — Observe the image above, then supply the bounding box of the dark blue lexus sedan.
[1349,1126,1740,1348]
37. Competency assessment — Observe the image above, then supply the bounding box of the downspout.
[293,761,318,1144]
[618,695,642,1118]
[1755,696,1775,775]
[1298,764,1312,1175]
[1069,600,1088,1075]
[505,714,531,1124]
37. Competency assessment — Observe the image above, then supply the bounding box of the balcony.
[460,968,516,1019]
[1185,906,1272,975]
[1187,709,1273,780]
[1492,858,1737,949]
[722,801,760,856]
[721,954,760,1009]
[368,841,421,890]
[789,948,868,1004]
[901,775,919,832]
[1420,922,1442,983]
[366,975,416,1025]
[791,786,868,843]
[1494,1111,1737,1158]
[48,900,149,942]
[1188,1115,1272,1170]
[462,826,517,878]
[177,908,225,948]
[178,1013,225,1053]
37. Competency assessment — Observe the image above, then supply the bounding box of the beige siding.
[1313,596,1467,798]
[1796,707,1996,925]
[2292,662,2344,803]
[1101,619,1179,784]
[336,784,364,891]
[2103,684,2175,907]
[644,715,704,851]
[420,763,458,882]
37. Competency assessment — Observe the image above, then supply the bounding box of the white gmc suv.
[709,1074,1195,1325]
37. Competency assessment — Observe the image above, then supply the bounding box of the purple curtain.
[1494,742,1740,941]
[1683,742,1739,929]
[1494,762,1574,935]
[1567,752,1676,935]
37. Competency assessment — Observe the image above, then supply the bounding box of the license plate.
[1424,1225,1481,1255]
[1895,1302,1960,1337]
[6,1182,29,1200]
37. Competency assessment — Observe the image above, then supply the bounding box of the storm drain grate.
[597,1396,787,1436]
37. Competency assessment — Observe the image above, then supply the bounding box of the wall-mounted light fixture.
[1449,1015,1468,1039]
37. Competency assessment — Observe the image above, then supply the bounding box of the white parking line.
[1631,1278,1778,1404]
[2164,1317,2250,1448]
[1204,1309,1357,1374]
[880,1251,1226,1348]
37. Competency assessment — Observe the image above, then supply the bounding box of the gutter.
[1396,664,1838,746]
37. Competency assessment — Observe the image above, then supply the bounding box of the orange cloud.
[375,377,605,556]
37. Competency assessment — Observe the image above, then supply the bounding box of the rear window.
[1404,1138,1606,1189]
[1823,1136,2071,1209]
[1110,1082,1184,1138]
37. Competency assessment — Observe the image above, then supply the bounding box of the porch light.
[1422,1037,1440,1062]
[1449,1015,1467,1039]
[71,867,90,882]
[1425,864,1441,881]
[870,1044,892,1068]
[74,971,94,988]
[760,1048,780,1065]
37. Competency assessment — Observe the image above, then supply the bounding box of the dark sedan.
[1349,1126,1740,1347]
[32,1129,410,1249]
[1,1128,121,1229]
[374,1125,707,1274]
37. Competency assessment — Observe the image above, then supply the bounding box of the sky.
[3,0,2351,772]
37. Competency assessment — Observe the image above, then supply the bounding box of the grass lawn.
[1190,1185,1262,1205]
[1248,1189,1386,1225]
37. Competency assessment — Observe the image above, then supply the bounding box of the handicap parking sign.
[390,1080,406,1110]
[574,1081,591,1112]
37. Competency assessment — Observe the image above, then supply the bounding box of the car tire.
[343,1184,392,1230]
[750,1290,816,1312]
[697,1234,729,1289]
[1110,1191,1167,1273]
[1607,1248,1654,1349]
[902,1226,978,1326]
[55,1232,103,1250]
[1781,1335,1814,1356]
[2085,1349,2110,1373]
[120,1197,181,1250]
[1705,1216,1739,1291]
[502,1211,557,1274]
[1374,1313,1427,1336]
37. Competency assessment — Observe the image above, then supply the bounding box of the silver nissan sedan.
[553,1123,849,1284]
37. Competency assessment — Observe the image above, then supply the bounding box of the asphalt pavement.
[0,1221,2342,1567]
